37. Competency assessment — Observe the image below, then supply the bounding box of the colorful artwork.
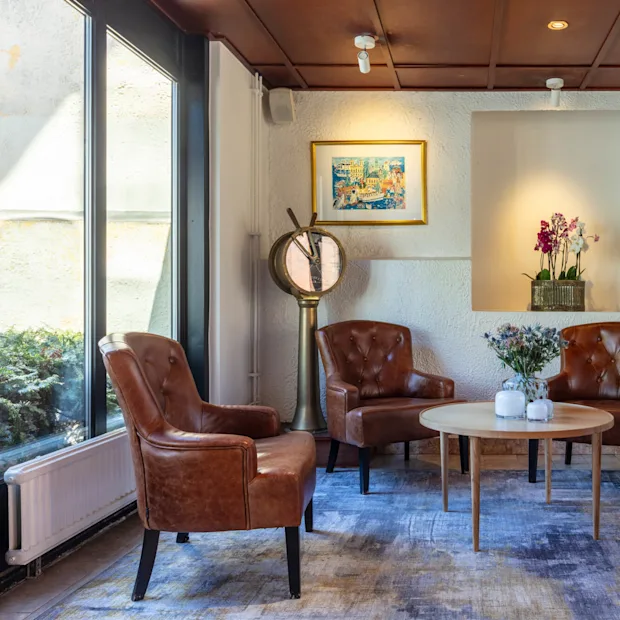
[331,156,406,211]
[312,140,427,226]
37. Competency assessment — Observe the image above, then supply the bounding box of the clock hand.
[292,235,313,260]
[307,230,319,259]
[309,259,323,291]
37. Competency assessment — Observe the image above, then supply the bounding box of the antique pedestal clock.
[269,209,346,431]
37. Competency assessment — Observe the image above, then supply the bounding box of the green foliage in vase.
[483,324,567,377]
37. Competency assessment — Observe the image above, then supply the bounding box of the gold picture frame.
[311,140,428,226]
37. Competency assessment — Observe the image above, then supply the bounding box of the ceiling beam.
[487,0,507,89]
[298,86,603,92]
[209,35,257,74]
[148,0,190,32]
[369,0,401,90]
[256,63,596,70]
[236,0,308,88]
[580,10,620,89]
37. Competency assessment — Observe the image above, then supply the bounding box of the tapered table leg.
[545,438,552,504]
[440,431,449,512]
[592,432,602,540]
[470,436,481,552]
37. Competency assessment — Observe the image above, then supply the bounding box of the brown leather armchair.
[547,322,620,465]
[316,320,464,494]
[99,332,316,601]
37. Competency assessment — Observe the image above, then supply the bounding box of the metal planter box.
[531,280,585,312]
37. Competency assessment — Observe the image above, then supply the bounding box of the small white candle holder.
[540,398,554,420]
[495,390,526,419]
[527,399,551,422]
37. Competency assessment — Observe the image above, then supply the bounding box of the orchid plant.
[524,213,599,281]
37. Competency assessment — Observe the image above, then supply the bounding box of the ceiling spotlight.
[548,20,568,30]
[546,77,564,107]
[354,34,376,74]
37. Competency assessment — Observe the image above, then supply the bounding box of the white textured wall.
[261,91,620,423]
[209,42,263,405]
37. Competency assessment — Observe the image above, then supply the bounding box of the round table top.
[420,401,615,439]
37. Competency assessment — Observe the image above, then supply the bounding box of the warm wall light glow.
[548,20,568,30]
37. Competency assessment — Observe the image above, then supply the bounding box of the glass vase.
[502,374,548,404]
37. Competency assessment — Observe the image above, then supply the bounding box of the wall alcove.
[472,110,620,312]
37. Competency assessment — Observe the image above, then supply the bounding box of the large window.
[0,0,87,471]
[106,33,176,429]
[0,0,208,579]
[0,0,199,471]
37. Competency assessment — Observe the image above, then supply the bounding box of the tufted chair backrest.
[99,332,204,435]
[316,320,414,399]
[560,322,620,400]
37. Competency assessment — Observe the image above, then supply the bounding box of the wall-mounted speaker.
[268,88,296,125]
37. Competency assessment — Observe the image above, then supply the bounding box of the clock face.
[284,230,343,294]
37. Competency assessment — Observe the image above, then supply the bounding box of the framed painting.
[311,140,427,226]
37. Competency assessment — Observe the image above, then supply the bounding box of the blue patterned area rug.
[38,468,620,620]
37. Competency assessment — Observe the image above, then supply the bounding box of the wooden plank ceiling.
[150,0,620,90]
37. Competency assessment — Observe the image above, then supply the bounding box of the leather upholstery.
[548,322,620,445]
[99,332,316,532]
[316,321,461,447]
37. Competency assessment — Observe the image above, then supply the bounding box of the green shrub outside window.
[0,328,119,470]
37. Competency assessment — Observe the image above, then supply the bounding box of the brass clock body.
[268,226,346,299]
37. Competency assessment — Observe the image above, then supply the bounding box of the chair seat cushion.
[559,400,620,445]
[248,431,316,529]
[346,397,462,447]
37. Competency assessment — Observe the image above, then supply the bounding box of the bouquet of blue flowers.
[483,324,567,377]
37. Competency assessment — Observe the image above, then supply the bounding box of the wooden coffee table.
[420,402,614,552]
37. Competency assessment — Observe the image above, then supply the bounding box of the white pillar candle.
[527,400,549,421]
[495,390,526,418]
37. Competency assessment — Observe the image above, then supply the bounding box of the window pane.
[106,34,174,430]
[0,0,86,472]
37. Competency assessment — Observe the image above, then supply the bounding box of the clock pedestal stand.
[291,297,326,432]
[268,208,345,432]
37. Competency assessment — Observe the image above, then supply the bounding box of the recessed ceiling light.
[548,20,568,30]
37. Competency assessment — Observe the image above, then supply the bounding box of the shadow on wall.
[148,229,172,335]
[323,260,371,327]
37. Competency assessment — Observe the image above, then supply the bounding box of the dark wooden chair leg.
[304,500,313,533]
[458,435,469,474]
[404,442,410,462]
[285,526,301,599]
[132,529,160,601]
[176,533,190,543]
[326,439,340,473]
[565,441,573,465]
[528,439,539,483]
[359,447,370,494]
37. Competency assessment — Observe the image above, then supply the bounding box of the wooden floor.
[2,453,620,619]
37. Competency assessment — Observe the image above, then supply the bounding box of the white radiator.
[4,429,136,565]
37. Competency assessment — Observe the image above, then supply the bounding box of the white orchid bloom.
[570,236,585,254]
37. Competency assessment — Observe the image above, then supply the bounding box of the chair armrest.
[200,403,280,438]
[326,375,360,412]
[144,425,258,478]
[139,424,258,531]
[325,375,360,442]
[405,369,455,399]
[546,371,571,401]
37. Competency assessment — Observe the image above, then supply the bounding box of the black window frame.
[0,0,209,581]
